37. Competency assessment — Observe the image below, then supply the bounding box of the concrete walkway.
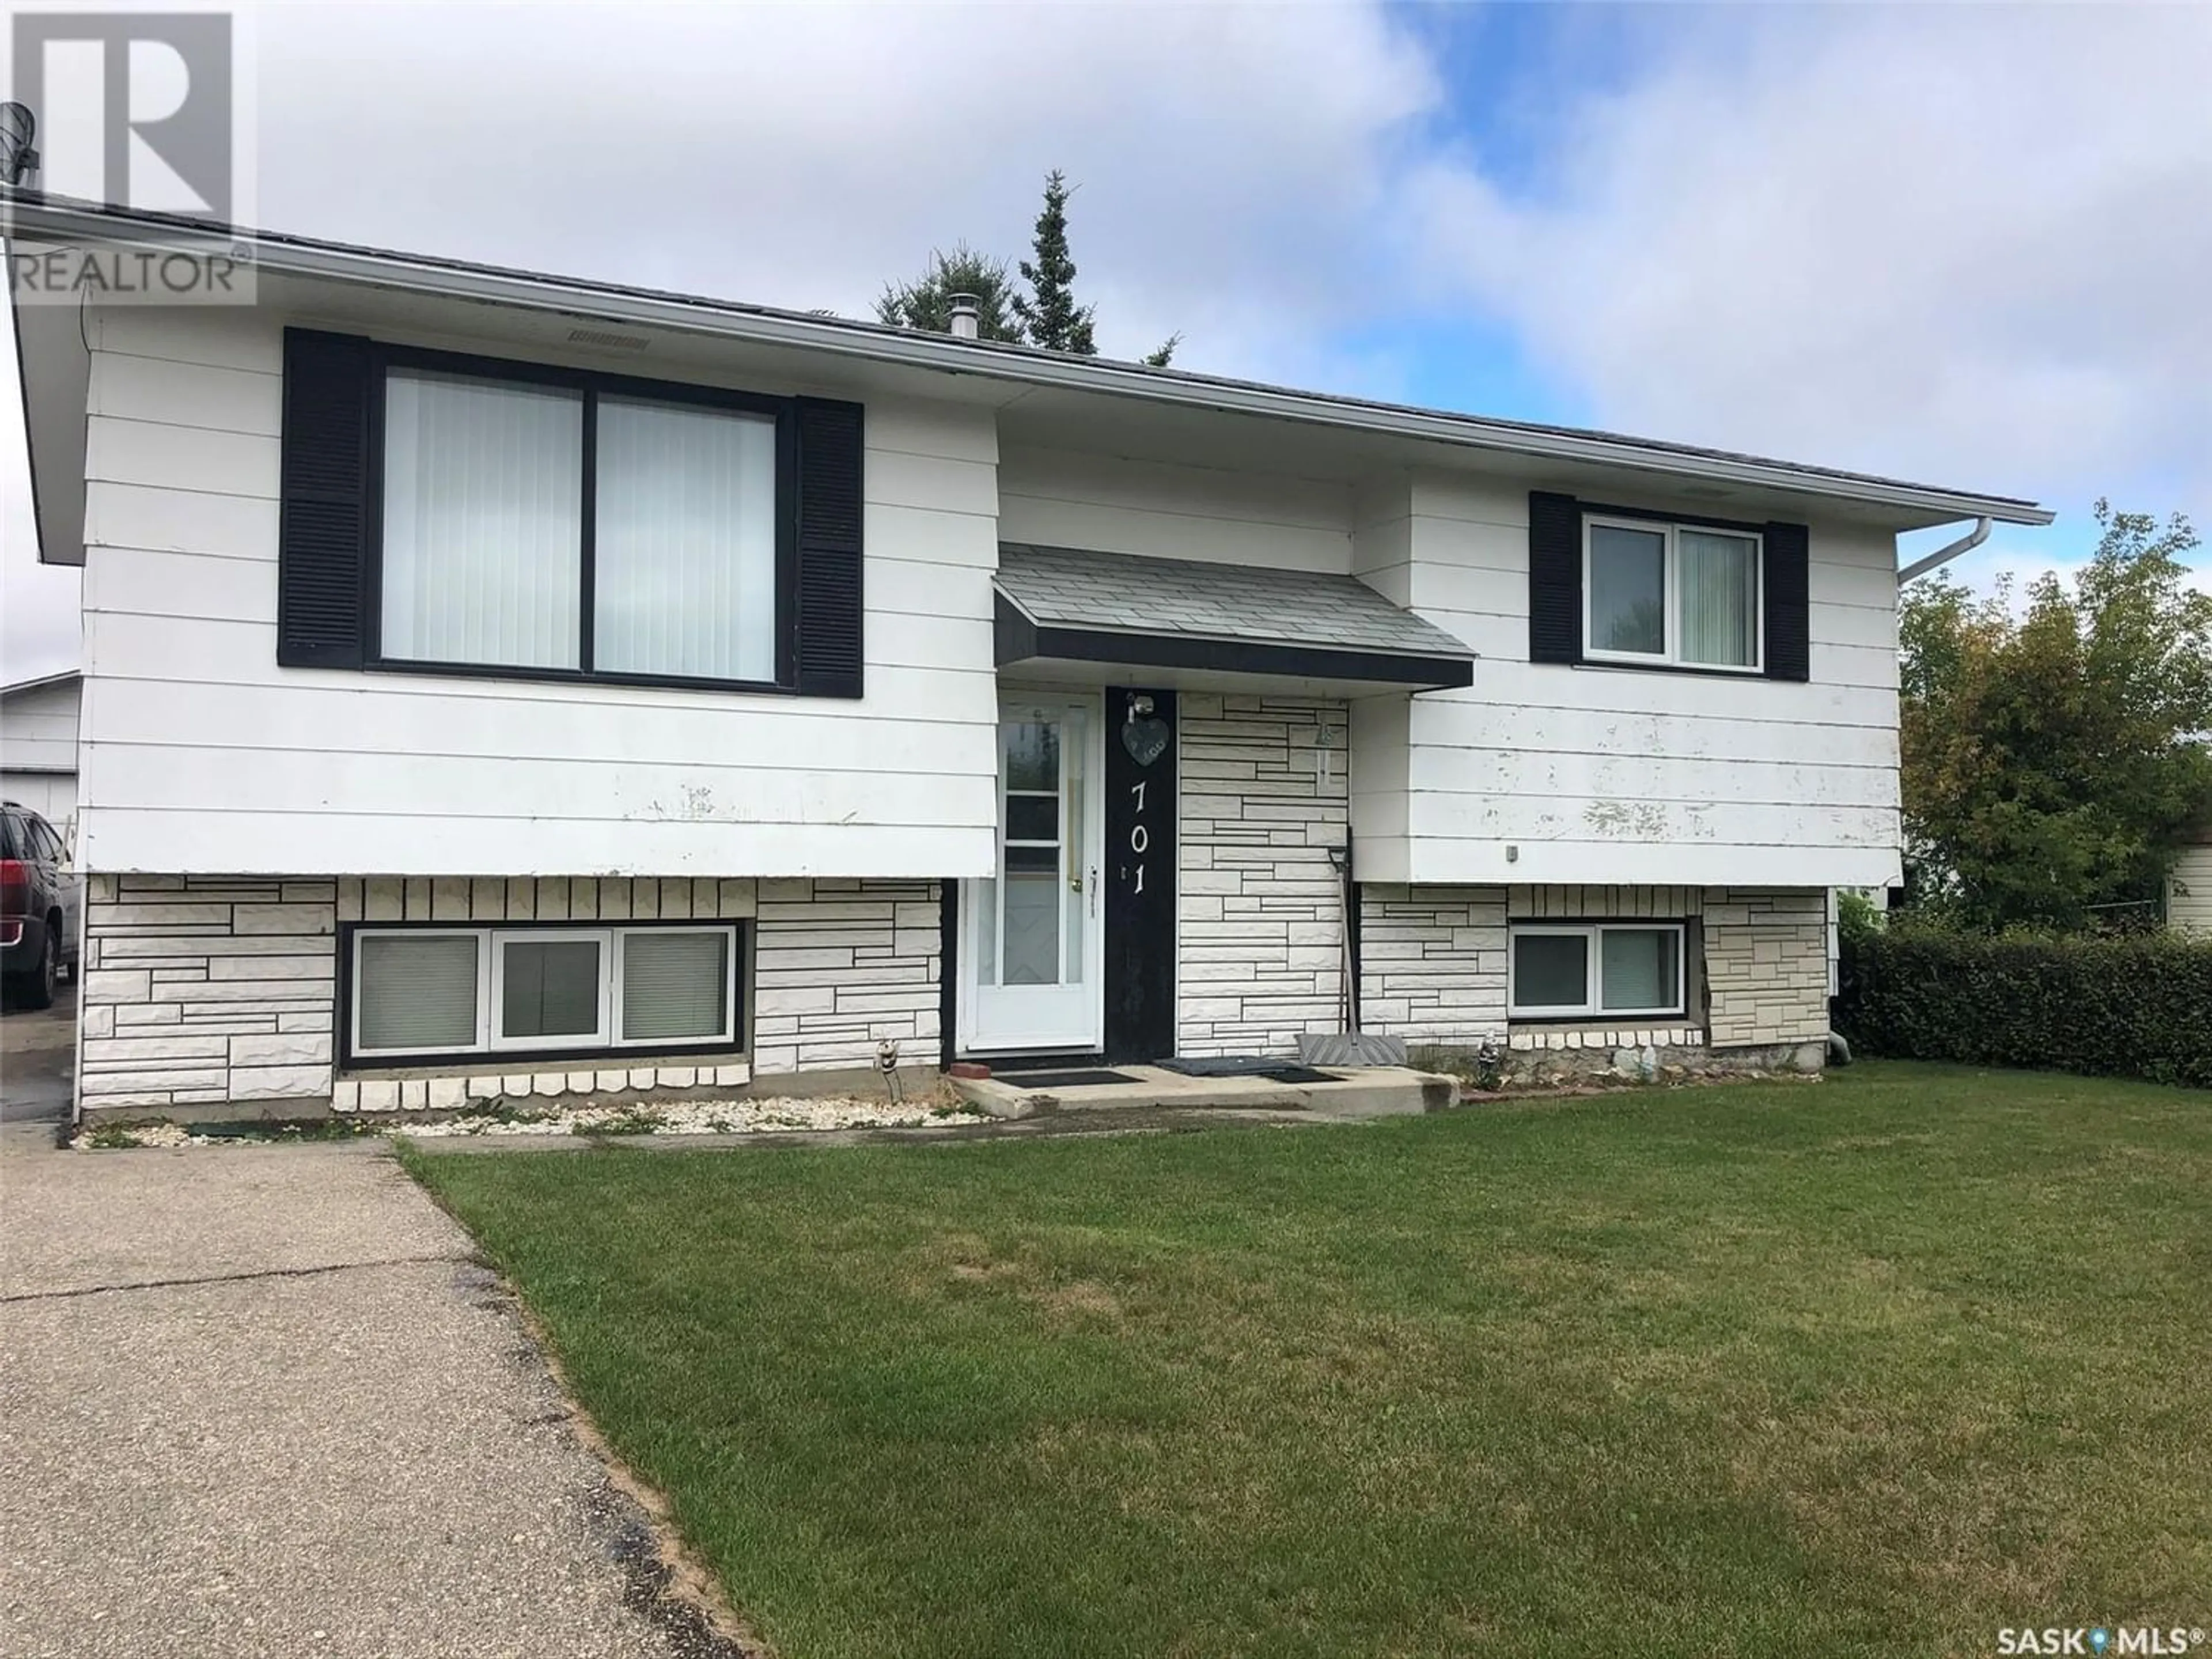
[0,1140,742,1658]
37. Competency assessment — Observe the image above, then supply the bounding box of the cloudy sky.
[5,0,2209,683]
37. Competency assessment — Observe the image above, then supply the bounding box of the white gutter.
[1898,517,1993,584]
[2,192,2057,528]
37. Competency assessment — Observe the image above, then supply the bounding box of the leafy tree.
[1900,499,2212,931]
[874,243,1025,343]
[881,171,1181,364]
[1011,169,1096,355]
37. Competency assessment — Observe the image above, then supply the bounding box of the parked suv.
[1,803,79,1010]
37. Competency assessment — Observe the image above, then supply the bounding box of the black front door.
[1103,686,1177,1062]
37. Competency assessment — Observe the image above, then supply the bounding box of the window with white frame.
[1585,517,1762,670]
[1508,923,1686,1019]
[349,925,739,1060]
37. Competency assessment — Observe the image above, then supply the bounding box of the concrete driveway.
[0,1140,745,1658]
[1,980,77,1140]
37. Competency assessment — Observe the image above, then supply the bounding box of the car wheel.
[15,929,57,1012]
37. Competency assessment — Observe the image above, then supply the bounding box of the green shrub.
[1835,889,1884,948]
[1837,926,2212,1087]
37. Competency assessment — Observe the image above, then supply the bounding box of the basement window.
[349,924,740,1063]
[1508,923,1685,1020]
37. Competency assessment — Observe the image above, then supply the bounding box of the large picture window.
[349,924,741,1063]
[1508,923,1686,1020]
[372,350,789,690]
[1585,517,1762,671]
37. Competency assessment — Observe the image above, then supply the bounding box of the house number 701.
[1129,781,1148,893]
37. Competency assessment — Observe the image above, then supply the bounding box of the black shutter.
[276,329,374,669]
[794,397,865,698]
[1528,490,1582,664]
[1762,520,1811,682]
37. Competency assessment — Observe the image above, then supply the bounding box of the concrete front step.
[949,1063,1456,1121]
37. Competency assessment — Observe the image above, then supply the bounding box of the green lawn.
[403,1063,2212,1658]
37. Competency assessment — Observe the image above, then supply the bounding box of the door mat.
[997,1069,1144,1089]
[1158,1057,1342,1085]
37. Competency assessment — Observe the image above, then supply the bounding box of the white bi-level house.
[7,199,2050,1119]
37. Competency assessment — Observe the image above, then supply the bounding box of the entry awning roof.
[993,544,1476,693]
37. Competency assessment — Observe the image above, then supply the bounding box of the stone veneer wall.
[81,875,343,1112]
[751,878,942,1074]
[77,873,940,1116]
[1357,882,1828,1063]
[1176,693,1351,1058]
[1700,887,1830,1048]
[1356,885,1506,1044]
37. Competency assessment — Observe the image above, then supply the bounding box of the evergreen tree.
[879,172,1183,363]
[1012,169,1097,354]
[874,243,1025,342]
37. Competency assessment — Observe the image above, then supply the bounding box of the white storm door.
[961,699,1104,1053]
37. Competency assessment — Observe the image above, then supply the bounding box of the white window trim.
[350,924,740,1060]
[1582,515,1764,673]
[490,928,613,1052]
[613,926,741,1049]
[348,929,492,1060]
[1508,922,1687,1020]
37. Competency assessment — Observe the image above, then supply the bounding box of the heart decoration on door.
[1122,710,1170,767]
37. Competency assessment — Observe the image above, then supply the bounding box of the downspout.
[1828,517,1992,1069]
[1897,516,1991,584]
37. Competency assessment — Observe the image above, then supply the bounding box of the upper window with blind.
[1524,492,1811,682]
[347,922,740,1063]
[380,370,779,683]
[276,331,867,698]
[1584,516,1762,672]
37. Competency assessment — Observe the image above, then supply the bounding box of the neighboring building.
[2170,838,2212,937]
[6,198,2052,1119]
[0,671,81,839]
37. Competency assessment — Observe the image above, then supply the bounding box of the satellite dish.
[0,103,39,188]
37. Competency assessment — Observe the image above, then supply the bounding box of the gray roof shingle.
[994,544,1473,660]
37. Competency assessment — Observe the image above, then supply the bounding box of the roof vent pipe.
[946,293,980,340]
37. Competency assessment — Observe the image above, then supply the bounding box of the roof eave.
[2,192,2056,529]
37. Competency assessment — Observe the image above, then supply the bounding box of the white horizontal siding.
[1406,750,1897,810]
[996,444,1353,573]
[0,771,77,828]
[2169,844,2212,937]
[89,347,282,435]
[77,310,1001,879]
[0,679,82,775]
[1361,471,1904,890]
